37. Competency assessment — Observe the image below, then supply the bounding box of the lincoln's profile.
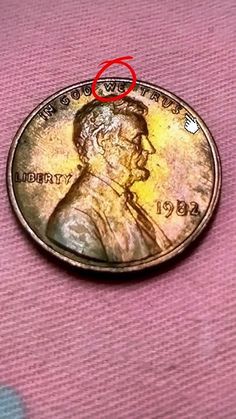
[46,96,171,262]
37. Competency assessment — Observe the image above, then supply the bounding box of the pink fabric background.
[0,0,236,417]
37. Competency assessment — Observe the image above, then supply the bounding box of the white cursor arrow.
[184,114,199,134]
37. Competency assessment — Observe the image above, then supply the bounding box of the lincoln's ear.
[92,131,106,155]
[97,131,108,152]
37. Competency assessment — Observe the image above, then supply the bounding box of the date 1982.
[157,200,200,218]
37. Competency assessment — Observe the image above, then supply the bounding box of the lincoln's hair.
[73,96,148,160]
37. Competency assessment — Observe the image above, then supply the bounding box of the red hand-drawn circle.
[92,56,136,102]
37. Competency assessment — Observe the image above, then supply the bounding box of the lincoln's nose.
[142,135,156,154]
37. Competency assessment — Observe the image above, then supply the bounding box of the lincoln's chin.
[140,167,150,181]
[129,167,150,185]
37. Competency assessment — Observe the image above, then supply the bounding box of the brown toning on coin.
[7,79,221,272]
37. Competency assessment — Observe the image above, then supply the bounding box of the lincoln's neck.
[86,155,131,189]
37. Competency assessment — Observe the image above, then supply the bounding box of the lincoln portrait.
[46,96,171,262]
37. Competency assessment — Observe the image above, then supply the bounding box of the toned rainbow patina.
[7,79,221,272]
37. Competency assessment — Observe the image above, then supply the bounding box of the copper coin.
[7,79,221,272]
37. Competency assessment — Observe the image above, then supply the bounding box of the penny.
[7,79,221,272]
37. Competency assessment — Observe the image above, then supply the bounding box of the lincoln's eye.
[134,134,141,145]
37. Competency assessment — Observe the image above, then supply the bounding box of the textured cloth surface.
[0,0,236,418]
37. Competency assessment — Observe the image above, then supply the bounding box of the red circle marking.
[92,56,136,102]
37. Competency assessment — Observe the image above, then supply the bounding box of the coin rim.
[7,78,222,273]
